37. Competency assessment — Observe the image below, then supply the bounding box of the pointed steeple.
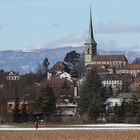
[85,6,97,46]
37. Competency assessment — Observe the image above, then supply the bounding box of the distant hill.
[132,58,140,64]
[0,47,140,74]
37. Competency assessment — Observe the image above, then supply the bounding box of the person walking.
[35,117,39,130]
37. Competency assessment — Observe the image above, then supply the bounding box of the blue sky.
[0,0,140,51]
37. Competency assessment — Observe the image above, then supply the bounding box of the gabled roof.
[48,61,67,73]
[8,71,19,76]
[92,55,127,61]
[124,64,140,69]
[57,71,71,76]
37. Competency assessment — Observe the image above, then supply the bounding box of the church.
[84,8,128,70]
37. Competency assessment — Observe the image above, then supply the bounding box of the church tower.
[85,7,97,66]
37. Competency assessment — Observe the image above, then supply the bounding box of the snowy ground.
[0,124,140,131]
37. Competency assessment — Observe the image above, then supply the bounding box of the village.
[0,8,140,125]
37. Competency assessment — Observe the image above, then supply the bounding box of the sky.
[0,0,140,51]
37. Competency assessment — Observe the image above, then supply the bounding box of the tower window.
[87,48,90,54]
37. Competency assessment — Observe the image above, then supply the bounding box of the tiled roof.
[86,64,113,69]
[48,61,66,73]
[125,64,140,69]
[92,55,127,61]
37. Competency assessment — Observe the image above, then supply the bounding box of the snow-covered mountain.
[0,47,139,74]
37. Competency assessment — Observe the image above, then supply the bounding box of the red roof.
[125,64,140,69]
[48,61,66,73]
[92,55,127,62]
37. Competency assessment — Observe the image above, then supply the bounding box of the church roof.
[92,55,127,62]
[85,6,97,46]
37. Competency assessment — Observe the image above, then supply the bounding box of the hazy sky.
[0,0,140,51]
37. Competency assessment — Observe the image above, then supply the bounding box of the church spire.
[85,6,97,46]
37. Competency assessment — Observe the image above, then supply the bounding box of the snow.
[0,124,140,131]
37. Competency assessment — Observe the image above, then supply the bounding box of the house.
[7,100,29,113]
[117,92,134,102]
[48,61,70,77]
[56,100,77,122]
[102,74,123,91]
[58,72,73,82]
[86,64,114,75]
[130,74,140,89]
[6,71,20,81]
[116,64,140,77]
[105,98,123,107]
[104,97,123,117]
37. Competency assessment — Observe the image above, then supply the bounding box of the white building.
[58,72,73,82]
[6,72,20,81]
[102,74,123,91]
[105,98,123,107]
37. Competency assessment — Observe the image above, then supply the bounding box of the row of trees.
[114,97,140,123]
[4,50,140,123]
[12,85,56,123]
[78,68,140,123]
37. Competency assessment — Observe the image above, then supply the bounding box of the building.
[130,74,140,89]
[102,74,123,91]
[86,64,114,75]
[7,100,29,113]
[84,8,128,69]
[58,72,73,82]
[6,71,20,81]
[116,64,140,77]
[48,61,70,75]
[56,103,77,116]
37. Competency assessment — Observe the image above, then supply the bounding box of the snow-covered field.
[0,124,140,131]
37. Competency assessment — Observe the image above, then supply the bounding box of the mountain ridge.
[0,46,139,74]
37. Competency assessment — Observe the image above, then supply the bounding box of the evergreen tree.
[78,68,107,117]
[20,103,29,122]
[43,57,50,77]
[13,98,20,122]
[136,107,140,124]
[61,82,74,103]
[87,101,100,123]
[33,85,56,122]
[114,101,126,123]
[32,93,44,112]
[106,85,113,98]
[41,86,56,121]
[64,51,80,68]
